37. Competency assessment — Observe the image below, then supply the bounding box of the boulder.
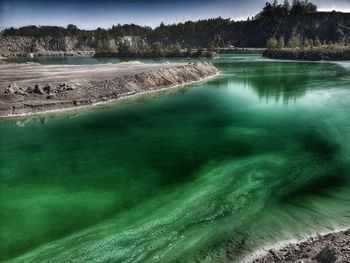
[43,83,52,94]
[314,246,337,263]
[65,85,76,91]
[5,83,18,94]
[33,84,44,94]
[15,87,26,95]
[27,86,34,93]
[5,83,26,95]
[57,82,75,92]
[46,94,56,100]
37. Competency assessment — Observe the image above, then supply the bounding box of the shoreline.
[0,62,218,118]
[0,72,219,119]
[94,49,217,59]
[263,48,350,61]
[243,227,350,263]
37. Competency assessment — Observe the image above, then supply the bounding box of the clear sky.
[0,0,349,29]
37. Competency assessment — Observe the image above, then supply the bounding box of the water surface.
[2,55,350,262]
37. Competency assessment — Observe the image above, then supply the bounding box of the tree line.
[2,1,318,39]
[2,24,152,39]
[3,0,341,50]
[254,0,317,20]
[267,34,350,50]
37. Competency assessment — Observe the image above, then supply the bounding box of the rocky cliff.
[0,35,146,58]
[0,36,94,57]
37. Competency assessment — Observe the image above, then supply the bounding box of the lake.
[1,54,350,262]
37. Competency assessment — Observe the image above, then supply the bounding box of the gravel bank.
[0,62,218,117]
[247,229,350,263]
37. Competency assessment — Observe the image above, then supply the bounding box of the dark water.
[2,55,350,262]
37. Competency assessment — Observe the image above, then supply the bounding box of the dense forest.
[1,0,350,50]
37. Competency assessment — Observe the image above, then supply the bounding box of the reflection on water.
[215,59,349,104]
[6,85,195,127]
[1,54,350,262]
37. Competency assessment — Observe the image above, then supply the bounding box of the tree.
[288,33,302,48]
[308,38,314,47]
[118,41,134,54]
[151,42,163,56]
[282,0,291,15]
[303,38,310,48]
[314,36,321,47]
[66,24,78,36]
[291,0,317,15]
[208,40,217,51]
[66,24,78,31]
[267,37,278,49]
[283,0,290,10]
[305,1,317,13]
[277,36,285,49]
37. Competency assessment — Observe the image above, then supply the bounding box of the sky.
[0,0,349,29]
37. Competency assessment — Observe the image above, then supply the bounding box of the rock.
[5,83,26,95]
[57,82,75,92]
[314,246,337,263]
[43,83,52,93]
[15,87,26,95]
[65,85,76,91]
[5,83,18,94]
[301,253,309,258]
[27,86,34,93]
[46,94,56,100]
[33,84,44,94]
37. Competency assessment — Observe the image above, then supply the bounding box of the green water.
[2,55,350,262]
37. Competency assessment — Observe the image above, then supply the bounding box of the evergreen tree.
[207,41,217,51]
[277,36,285,49]
[288,33,302,48]
[282,0,291,15]
[267,37,278,49]
[303,38,310,48]
[314,36,321,47]
[308,38,314,47]
[283,0,290,10]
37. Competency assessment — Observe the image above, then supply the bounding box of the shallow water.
[2,55,350,262]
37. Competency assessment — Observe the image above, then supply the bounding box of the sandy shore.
[244,229,350,263]
[0,61,218,117]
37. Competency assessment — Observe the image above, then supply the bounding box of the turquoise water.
[2,55,350,262]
